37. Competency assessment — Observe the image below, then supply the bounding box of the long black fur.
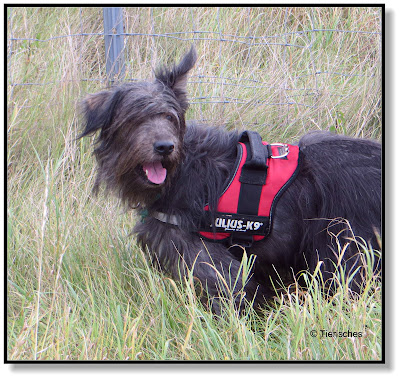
[80,46,381,312]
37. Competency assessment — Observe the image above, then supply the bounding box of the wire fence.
[7,6,382,135]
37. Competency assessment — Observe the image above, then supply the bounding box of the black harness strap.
[227,131,271,247]
[238,131,270,185]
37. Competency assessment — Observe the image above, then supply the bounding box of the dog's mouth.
[142,161,167,185]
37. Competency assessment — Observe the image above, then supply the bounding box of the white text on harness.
[214,217,264,232]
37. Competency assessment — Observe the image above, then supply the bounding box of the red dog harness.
[199,131,301,247]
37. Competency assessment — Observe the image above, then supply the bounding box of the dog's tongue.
[143,162,167,184]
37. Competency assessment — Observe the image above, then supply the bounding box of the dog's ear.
[79,89,122,138]
[155,45,197,111]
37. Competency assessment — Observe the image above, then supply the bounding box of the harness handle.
[238,131,268,185]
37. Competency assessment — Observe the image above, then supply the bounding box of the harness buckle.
[229,234,253,249]
[270,143,290,159]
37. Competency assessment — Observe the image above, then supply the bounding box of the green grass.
[7,6,382,361]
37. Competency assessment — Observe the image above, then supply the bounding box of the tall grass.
[7,6,382,361]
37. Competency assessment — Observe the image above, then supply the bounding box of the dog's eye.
[165,114,174,122]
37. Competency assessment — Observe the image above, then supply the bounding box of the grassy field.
[7,7,382,361]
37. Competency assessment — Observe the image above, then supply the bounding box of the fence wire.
[7,6,382,134]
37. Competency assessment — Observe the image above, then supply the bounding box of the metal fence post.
[103,7,125,84]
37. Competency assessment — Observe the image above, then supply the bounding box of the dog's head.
[80,46,197,206]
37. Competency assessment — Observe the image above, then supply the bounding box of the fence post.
[103,7,125,85]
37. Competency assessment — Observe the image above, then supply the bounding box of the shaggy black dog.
[80,46,381,311]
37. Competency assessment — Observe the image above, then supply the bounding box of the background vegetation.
[7,7,382,361]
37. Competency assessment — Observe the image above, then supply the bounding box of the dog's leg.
[184,239,261,314]
[136,220,261,313]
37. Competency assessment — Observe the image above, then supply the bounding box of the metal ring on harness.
[270,143,290,159]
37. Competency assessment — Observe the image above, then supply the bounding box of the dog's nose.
[154,141,175,156]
